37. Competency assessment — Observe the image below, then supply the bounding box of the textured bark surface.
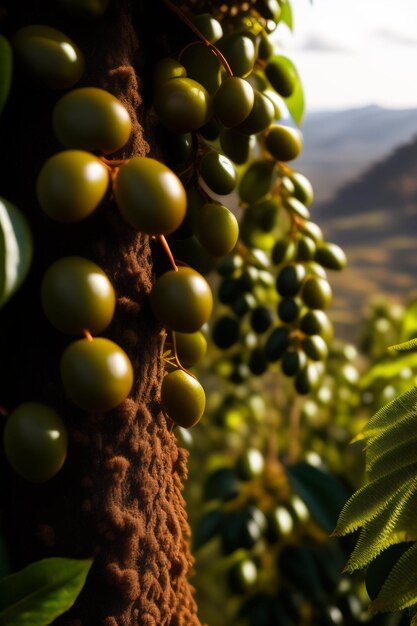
[0,1,201,624]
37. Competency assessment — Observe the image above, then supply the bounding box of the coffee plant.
[0,0,414,624]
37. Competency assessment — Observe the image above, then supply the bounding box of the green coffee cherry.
[257,0,282,21]
[258,29,274,60]
[236,448,265,480]
[249,347,268,375]
[276,264,306,297]
[153,58,187,89]
[161,369,206,428]
[4,402,67,482]
[296,234,316,261]
[58,0,110,18]
[212,315,240,349]
[272,239,296,265]
[154,77,211,133]
[302,276,332,309]
[250,306,273,333]
[284,196,310,220]
[53,87,132,154]
[265,326,290,361]
[302,335,329,361]
[239,160,276,204]
[180,45,221,94]
[199,151,237,196]
[150,267,213,333]
[213,76,254,127]
[228,558,258,593]
[264,124,302,162]
[61,337,133,411]
[41,256,115,335]
[13,25,84,89]
[289,172,314,206]
[114,157,186,235]
[281,349,307,376]
[300,310,333,340]
[314,242,347,270]
[278,298,302,323]
[174,331,207,368]
[265,56,297,97]
[218,33,256,77]
[190,14,223,42]
[196,203,239,257]
[236,90,275,135]
[37,150,109,223]
[220,128,252,164]
[295,363,321,394]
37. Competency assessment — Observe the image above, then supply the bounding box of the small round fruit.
[278,298,302,323]
[295,363,321,394]
[150,267,213,333]
[153,58,187,89]
[289,172,314,206]
[13,25,84,89]
[37,150,109,223]
[196,203,238,256]
[314,242,347,270]
[190,13,223,42]
[212,315,240,349]
[161,369,206,428]
[272,239,296,265]
[218,33,256,78]
[236,448,265,480]
[114,157,186,235]
[220,128,252,164]
[276,264,306,297]
[174,331,207,368]
[281,349,307,376]
[58,0,110,18]
[265,57,297,98]
[228,558,258,593]
[61,337,133,411]
[300,310,333,340]
[53,87,132,154]
[264,124,302,162]
[250,306,273,333]
[180,44,221,94]
[265,326,290,362]
[213,77,254,128]
[41,256,115,335]
[239,160,276,204]
[301,335,329,361]
[199,151,236,196]
[4,402,67,482]
[236,90,275,135]
[154,77,211,133]
[301,276,332,309]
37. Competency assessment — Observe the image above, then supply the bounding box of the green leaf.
[371,542,417,612]
[344,484,417,572]
[0,557,92,626]
[0,197,33,309]
[287,462,350,533]
[193,508,224,550]
[367,421,417,480]
[0,35,12,118]
[364,387,417,434]
[389,338,417,354]
[269,55,304,126]
[360,355,417,387]
[334,462,417,537]
[279,0,293,31]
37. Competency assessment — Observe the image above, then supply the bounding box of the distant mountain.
[296,105,417,203]
[311,135,417,339]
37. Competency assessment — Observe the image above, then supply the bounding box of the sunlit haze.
[275,0,417,111]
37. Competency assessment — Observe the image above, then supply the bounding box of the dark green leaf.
[0,557,92,626]
[0,197,33,309]
[371,542,417,612]
[287,462,350,533]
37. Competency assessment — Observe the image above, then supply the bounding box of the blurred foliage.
[183,292,417,626]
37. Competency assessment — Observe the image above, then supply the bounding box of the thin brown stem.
[158,235,178,272]
[83,330,94,343]
[162,0,234,77]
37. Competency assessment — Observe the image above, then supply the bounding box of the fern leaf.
[333,462,417,536]
[344,485,417,572]
[371,542,417,612]
[364,387,417,434]
[367,418,417,479]
[389,338,417,353]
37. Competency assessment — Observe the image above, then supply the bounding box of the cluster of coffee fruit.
[149,2,346,395]
[195,451,369,626]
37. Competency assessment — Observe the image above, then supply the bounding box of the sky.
[275,0,417,111]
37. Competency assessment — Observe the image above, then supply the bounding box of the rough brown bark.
[0,1,201,624]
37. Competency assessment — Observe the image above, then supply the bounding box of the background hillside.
[297,107,417,340]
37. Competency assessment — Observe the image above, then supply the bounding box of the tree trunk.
[0,1,201,624]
